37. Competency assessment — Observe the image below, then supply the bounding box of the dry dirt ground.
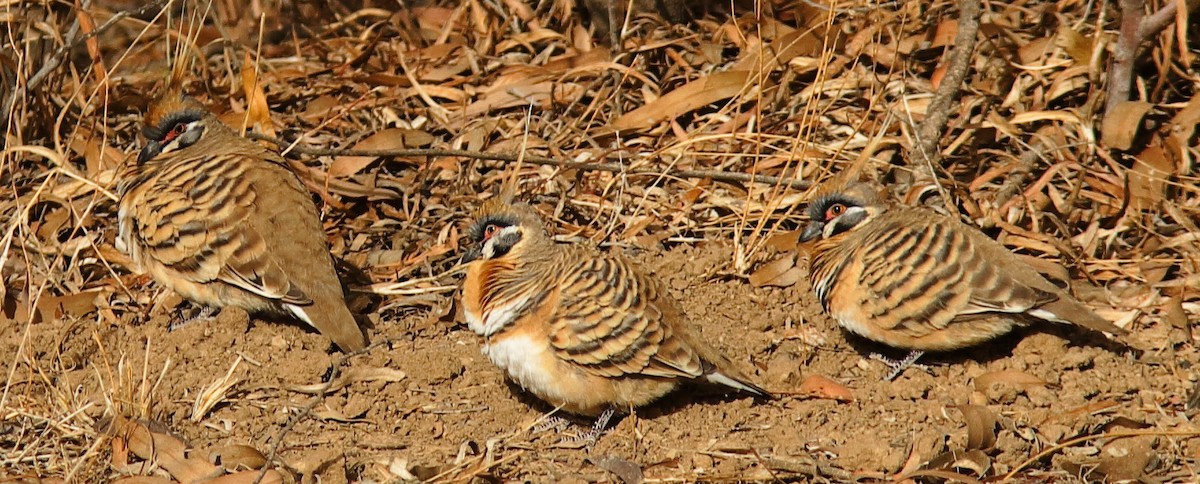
[9,241,1198,482]
[5,0,1200,482]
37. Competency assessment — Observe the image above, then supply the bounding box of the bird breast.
[465,295,527,338]
[479,331,569,403]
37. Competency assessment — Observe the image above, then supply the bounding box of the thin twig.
[1003,429,1200,481]
[908,0,982,208]
[1138,0,1179,38]
[245,132,814,189]
[1105,0,1147,117]
[3,0,171,127]
[254,339,387,484]
[1104,0,1198,117]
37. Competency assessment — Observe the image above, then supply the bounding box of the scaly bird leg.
[871,350,926,381]
[554,408,617,449]
[531,415,572,434]
[168,304,219,332]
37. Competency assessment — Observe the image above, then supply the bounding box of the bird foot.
[531,415,571,434]
[553,408,616,449]
[871,351,927,381]
[168,305,219,332]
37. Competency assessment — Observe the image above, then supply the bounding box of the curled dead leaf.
[204,469,286,484]
[100,416,223,483]
[763,230,802,252]
[209,444,268,471]
[591,455,644,484]
[1100,100,1154,151]
[911,449,990,483]
[956,405,999,451]
[287,367,407,394]
[749,254,800,288]
[610,71,749,132]
[972,370,1048,393]
[330,128,432,177]
[797,374,853,402]
[240,51,274,137]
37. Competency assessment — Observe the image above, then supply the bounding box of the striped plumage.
[462,198,770,419]
[116,89,366,352]
[800,183,1126,373]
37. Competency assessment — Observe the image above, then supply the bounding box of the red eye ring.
[163,122,188,142]
[824,203,845,221]
[483,224,498,240]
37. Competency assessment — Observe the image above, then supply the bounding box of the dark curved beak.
[461,247,481,264]
[799,222,823,243]
[138,141,162,163]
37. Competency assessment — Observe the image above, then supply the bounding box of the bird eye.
[825,203,845,221]
[483,224,498,240]
[163,122,188,142]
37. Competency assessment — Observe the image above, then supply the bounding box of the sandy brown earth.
[8,239,1196,482]
[5,0,1200,482]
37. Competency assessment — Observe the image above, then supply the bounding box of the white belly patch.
[482,334,563,403]
[831,308,880,341]
[465,298,523,338]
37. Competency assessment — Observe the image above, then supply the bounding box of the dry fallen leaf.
[287,367,407,394]
[330,128,432,177]
[972,370,1048,393]
[591,455,644,484]
[1128,145,1173,210]
[1100,100,1154,151]
[240,51,275,137]
[910,450,990,483]
[797,374,854,402]
[209,444,268,471]
[610,71,749,132]
[1095,435,1157,481]
[749,254,802,288]
[101,416,224,483]
[956,405,999,451]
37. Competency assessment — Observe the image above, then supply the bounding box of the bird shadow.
[334,257,378,334]
[499,378,769,435]
[642,383,773,419]
[840,322,1136,374]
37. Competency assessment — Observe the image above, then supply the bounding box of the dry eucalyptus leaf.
[915,449,991,481]
[591,455,644,484]
[956,405,999,451]
[330,128,430,177]
[899,468,985,484]
[1095,435,1157,482]
[209,444,268,471]
[313,407,370,423]
[610,71,749,132]
[797,374,853,402]
[287,367,407,394]
[763,230,802,252]
[1054,25,1096,65]
[1164,293,1187,330]
[1129,145,1173,209]
[102,416,223,483]
[204,470,286,484]
[111,477,175,484]
[240,51,275,137]
[749,254,799,288]
[300,95,340,121]
[972,370,1049,393]
[1100,101,1154,151]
